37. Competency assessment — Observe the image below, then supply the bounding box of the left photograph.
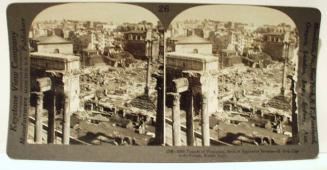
[27,3,164,146]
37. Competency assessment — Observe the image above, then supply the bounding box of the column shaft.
[290,77,299,144]
[144,44,151,96]
[186,90,194,146]
[281,43,289,96]
[155,85,164,145]
[35,92,44,144]
[63,94,70,144]
[170,93,181,146]
[201,94,210,146]
[48,91,56,144]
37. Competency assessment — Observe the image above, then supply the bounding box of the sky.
[172,5,296,27]
[34,3,296,28]
[33,3,159,24]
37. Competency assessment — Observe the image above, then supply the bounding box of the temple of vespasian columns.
[29,52,80,144]
[165,51,219,146]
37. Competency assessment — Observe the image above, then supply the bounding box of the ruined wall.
[82,55,105,67]
[221,56,242,67]
[124,41,146,59]
[124,40,160,60]
[262,42,284,61]
[262,42,295,61]
[38,43,74,55]
[175,43,212,54]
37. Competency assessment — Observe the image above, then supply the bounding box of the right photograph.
[164,5,299,146]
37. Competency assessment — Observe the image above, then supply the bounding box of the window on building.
[53,48,60,53]
[193,48,198,54]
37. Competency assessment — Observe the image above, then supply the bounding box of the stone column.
[144,57,151,97]
[144,31,152,97]
[289,76,298,144]
[281,43,289,96]
[153,73,164,145]
[62,93,70,145]
[35,92,44,144]
[169,92,181,146]
[201,93,210,146]
[186,90,194,146]
[48,90,56,144]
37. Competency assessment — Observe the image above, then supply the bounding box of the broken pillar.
[153,73,164,145]
[48,90,56,144]
[169,92,181,146]
[34,92,44,144]
[201,93,210,146]
[63,93,70,145]
[186,90,194,146]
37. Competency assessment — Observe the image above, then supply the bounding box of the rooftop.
[33,36,48,42]
[166,52,218,63]
[37,35,72,45]
[30,52,80,62]
[172,35,211,44]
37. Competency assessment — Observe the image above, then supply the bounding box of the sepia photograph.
[5,1,322,162]
[164,5,299,146]
[27,3,301,147]
[27,3,164,146]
